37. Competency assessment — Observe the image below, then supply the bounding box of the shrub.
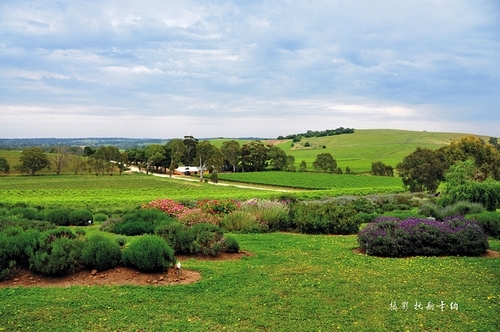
[29,228,84,276]
[292,202,359,234]
[93,213,109,222]
[155,222,194,254]
[176,208,221,227]
[0,227,40,280]
[222,235,240,253]
[122,235,175,272]
[191,223,225,256]
[142,198,188,217]
[240,199,290,231]
[113,209,175,236]
[358,216,488,257]
[47,208,72,226]
[81,235,121,270]
[419,201,485,220]
[115,236,128,247]
[349,198,376,214]
[197,199,240,215]
[466,212,500,239]
[99,217,123,232]
[8,207,41,220]
[221,211,266,233]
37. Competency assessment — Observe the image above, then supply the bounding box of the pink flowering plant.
[176,208,221,227]
[142,198,188,218]
[197,199,240,215]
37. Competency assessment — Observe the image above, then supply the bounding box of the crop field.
[0,173,278,210]
[0,232,498,331]
[218,171,404,190]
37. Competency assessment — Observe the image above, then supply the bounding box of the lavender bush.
[358,216,488,257]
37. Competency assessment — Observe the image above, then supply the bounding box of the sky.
[1,0,499,139]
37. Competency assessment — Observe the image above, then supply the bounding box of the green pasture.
[218,171,404,190]
[276,129,475,173]
[0,233,498,331]
[0,173,279,210]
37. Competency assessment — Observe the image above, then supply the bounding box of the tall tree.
[144,145,166,174]
[371,161,394,177]
[286,155,296,172]
[17,147,50,175]
[312,153,337,173]
[0,157,9,174]
[221,140,240,172]
[267,146,288,171]
[166,139,187,177]
[51,146,70,175]
[396,147,447,192]
[240,140,268,172]
[182,136,198,166]
[195,141,217,182]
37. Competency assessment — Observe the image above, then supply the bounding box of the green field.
[218,171,404,190]
[0,232,498,331]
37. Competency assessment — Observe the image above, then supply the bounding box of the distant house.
[174,166,200,175]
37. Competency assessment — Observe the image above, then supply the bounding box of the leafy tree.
[182,136,198,166]
[0,157,9,174]
[221,140,240,172]
[267,146,288,171]
[17,147,50,175]
[299,160,307,172]
[195,141,219,182]
[442,135,500,181]
[371,161,394,177]
[166,139,187,177]
[396,147,447,192]
[144,145,166,174]
[83,146,95,157]
[240,140,269,172]
[488,137,499,151]
[312,153,337,173]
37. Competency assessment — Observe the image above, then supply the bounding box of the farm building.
[173,166,201,175]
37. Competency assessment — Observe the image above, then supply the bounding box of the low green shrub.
[191,223,225,256]
[222,235,240,253]
[29,228,84,276]
[93,213,109,222]
[113,209,175,236]
[355,212,378,224]
[8,207,41,220]
[99,217,122,232]
[221,211,266,233]
[81,235,121,270]
[466,212,500,239]
[292,202,359,235]
[419,201,485,220]
[115,236,128,247]
[47,208,72,226]
[122,235,175,272]
[197,199,240,215]
[0,227,40,280]
[69,209,93,226]
[358,216,488,257]
[239,199,290,231]
[155,222,194,254]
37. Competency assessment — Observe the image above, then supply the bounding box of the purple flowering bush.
[358,216,488,257]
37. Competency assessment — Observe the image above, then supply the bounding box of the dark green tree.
[166,139,187,177]
[299,160,307,172]
[267,146,288,171]
[240,140,269,172]
[371,161,394,177]
[221,140,240,172]
[312,153,337,173]
[17,147,50,175]
[396,147,447,192]
[0,157,9,174]
[286,155,296,172]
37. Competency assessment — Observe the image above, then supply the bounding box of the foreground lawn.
[1,233,498,331]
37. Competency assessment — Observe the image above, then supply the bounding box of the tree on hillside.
[221,140,240,172]
[182,136,198,166]
[299,160,307,172]
[312,153,337,173]
[144,145,166,174]
[17,147,50,175]
[286,155,296,172]
[371,161,394,177]
[166,139,187,177]
[267,146,288,171]
[396,147,447,193]
[83,146,95,157]
[0,157,9,174]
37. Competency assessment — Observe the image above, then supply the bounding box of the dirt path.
[127,166,294,192]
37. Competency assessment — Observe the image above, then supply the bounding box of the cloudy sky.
[1,0,499,139]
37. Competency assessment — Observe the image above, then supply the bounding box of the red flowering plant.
[142,198,188,218]
[197,199,240,215]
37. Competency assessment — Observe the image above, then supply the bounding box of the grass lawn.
[1,233,498,331]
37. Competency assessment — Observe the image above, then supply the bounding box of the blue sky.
[1,0,499,138]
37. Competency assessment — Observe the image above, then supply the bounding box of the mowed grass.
[0,233,498,331]
[0,173,278,210]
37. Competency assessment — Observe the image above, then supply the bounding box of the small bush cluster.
[122,235,175,272]
[142,198,188,217]
[292,202,359,234]
[81,235,121,270]
[176,208,221,227]
[239,199,290,231]
[0,227,40,280]
[113,209,175,236]
[467,212,500,239]
[358,216,489,257]
[221,211,266,233]
[197,199,240,215]
[419,201,484,220]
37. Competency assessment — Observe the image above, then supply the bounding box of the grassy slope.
[0,233,498,331]
[276,129,479,173]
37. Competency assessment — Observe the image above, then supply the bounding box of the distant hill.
[0,138,170,150]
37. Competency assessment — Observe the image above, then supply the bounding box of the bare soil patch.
[0,251,252,288]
